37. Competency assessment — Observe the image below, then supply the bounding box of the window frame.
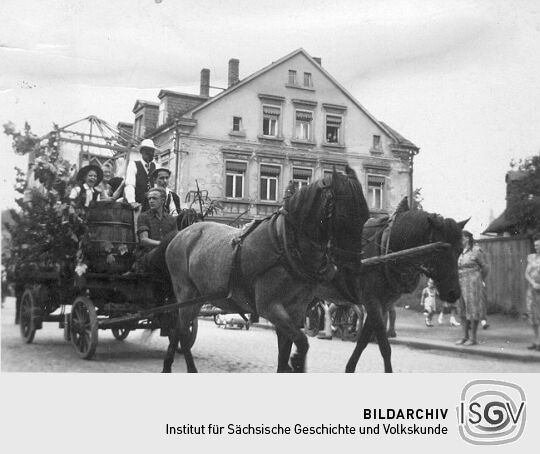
[294,109,313,141]
[225,160,247,199]
[288,70,297,85]
[261,104,281,137]
[232,116,242,132]
[259,164,281,202]
[325,114,343,144]
[292,167,312,192]
[367,174,386,211]
[303,72,312,87]
[158,99,168,126]
[134,115,143,138]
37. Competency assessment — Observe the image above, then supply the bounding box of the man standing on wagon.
[124,139,157,212]
[151,167,181,215]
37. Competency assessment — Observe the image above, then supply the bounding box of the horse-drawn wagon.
[13,201,198,360]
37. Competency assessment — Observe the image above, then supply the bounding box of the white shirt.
[69,183,101,207]
[124,159,153,203]
[161,187,179,216]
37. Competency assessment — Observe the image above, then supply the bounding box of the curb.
[390,337,540,363]
[250,323,540,363]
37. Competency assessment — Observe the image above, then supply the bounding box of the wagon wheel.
[304,300,323,337]
[112,327,130,341]
[20,289,37,343]
[70,296,98,360]
[177,318,199,354]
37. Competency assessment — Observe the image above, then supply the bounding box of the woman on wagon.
[69,164,104,209]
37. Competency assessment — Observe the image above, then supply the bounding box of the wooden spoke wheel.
[20,289,37,343]
[304,300,323,337]
[111,327,131,341]
[70,296,98,360]
[177,318,199,354]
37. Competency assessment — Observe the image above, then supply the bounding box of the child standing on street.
[420,278,439,327]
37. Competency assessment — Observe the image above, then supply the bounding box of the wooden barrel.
[85,201,137,274]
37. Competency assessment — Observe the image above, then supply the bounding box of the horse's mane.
[389,209,461,251]
[284,171,366,235]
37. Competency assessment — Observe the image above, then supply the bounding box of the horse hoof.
[277,366,293,373]
[345,366,356,373]
[387,331,397,338]
[162,368,171,373]
[290,356,305,373]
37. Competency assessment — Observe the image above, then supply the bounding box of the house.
[129,48,419,223]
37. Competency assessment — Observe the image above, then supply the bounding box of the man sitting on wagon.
[135,187,178,271]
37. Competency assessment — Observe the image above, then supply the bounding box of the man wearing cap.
[124,138,157,211]
[69,164,104,208]
[152,167,181,216]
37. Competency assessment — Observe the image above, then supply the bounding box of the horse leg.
[264,302,309,373]
[387,303,397,338]
[367,303,393,373]
[276,329,293,373]
[177,310,198,373]
[345,314,373,373]
[162,316,179,373]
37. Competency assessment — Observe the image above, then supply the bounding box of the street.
[1,298,537,373]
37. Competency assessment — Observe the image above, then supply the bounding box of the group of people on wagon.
[69,139,187,272]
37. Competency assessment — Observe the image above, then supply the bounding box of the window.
[288,70,297,85]
[295,110,313,141]
[260,165,280,201]
[303,72,312,87]
[134,116,143,138]
[372,135,381,150]
[292,168,312,191]
[367,175,385,210]
[232,116,242,132]
[326,115,342,143]
[158,100,168,125]
[262,105,280,136]
[225,161,247,198]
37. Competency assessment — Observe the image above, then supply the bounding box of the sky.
[1,0,540,236]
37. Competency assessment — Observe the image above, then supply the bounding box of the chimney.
[200,68,210,97]
[228,58,239,87]
[313,57,322,66]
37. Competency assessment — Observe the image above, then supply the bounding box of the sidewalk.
[253,307,540,363]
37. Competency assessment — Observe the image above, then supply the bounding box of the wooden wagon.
[13,201,198,360]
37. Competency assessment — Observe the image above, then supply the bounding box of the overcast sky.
[1,0,540,236]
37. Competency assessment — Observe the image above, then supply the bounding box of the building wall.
[153,53,413,221]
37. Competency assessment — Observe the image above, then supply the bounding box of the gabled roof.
[379,122,419,150]
[186,48,401,141]
[483,209,518,235]
[132,99,158,113]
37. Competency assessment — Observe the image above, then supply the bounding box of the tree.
[2,122,86,281]
[411,187,424,211]
[507,154,540,234]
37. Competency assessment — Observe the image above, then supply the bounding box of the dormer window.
[158,99,168,125]
[288,70,297,85]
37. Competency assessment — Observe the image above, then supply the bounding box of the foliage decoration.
[507,154,540,235]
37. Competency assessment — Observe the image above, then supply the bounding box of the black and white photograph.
[1,0,539,451]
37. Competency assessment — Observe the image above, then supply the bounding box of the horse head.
[423,214,469,303]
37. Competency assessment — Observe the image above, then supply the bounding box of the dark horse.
[161,167,369,372]
[341,198,468,373]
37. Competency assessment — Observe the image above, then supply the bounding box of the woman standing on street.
[456,230,489,346]
[525,234,540,351]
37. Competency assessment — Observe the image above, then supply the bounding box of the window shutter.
[263,106,280,117]
[293,168,313,178]
[327,115,342,126]
[368,175,386,185]
[296,111,313,121]
[260,165,280,176]
[226,161,247,172]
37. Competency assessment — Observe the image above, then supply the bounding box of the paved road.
[1,299,538,373]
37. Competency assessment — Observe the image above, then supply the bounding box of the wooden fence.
[397,235,533,315]
[477,235,533,315]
